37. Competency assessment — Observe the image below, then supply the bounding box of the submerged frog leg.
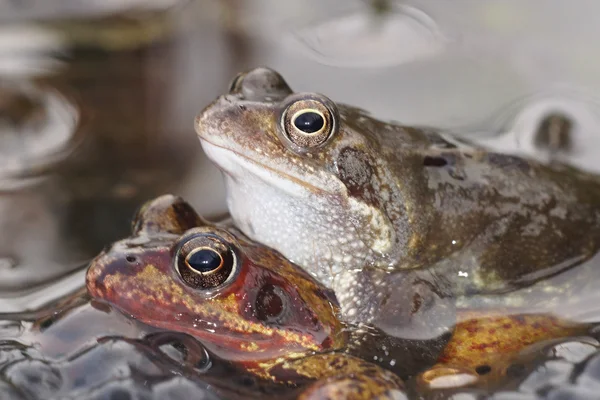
[335,267,456,341]
[279,353,405,400]
[344,323,451,380]
[418,312,590,391]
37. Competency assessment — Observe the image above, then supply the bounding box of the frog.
[194,67,600,334]
[86,194,408,400]
[86,195,593,398]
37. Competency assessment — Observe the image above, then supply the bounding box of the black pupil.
[187,249,222,273]
[294,111,324,134]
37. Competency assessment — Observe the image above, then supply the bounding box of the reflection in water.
[0,267,87,313]
[0,287,295,399]
[0,81,86,292]
[287,3,447,68]
[469,87,600,174]
[0,81,80,182]
[0,1,600,399]
[0,25,64,77]
[0,2,223,296]
[533,112,573,154]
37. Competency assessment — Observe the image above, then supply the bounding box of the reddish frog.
[86,194,406,399]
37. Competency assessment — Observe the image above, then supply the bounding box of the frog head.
[195,68,422,287]
[86,195,344,363]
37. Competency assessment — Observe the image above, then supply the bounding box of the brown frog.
[86,194,407,399]
[194,67,600,335]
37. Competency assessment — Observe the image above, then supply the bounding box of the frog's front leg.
[281,353,406,400]
[335,268,456,341]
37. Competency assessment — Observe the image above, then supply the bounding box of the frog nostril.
[475,365,492,375]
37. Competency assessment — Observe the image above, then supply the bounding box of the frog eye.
[175,233,239,290]
[279,93,338,150]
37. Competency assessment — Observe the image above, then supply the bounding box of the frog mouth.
[199,138,331,196]
[146,318,326,361]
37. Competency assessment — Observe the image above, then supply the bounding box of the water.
[1,0,600,398]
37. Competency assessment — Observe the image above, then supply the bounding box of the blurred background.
[1,1,600,398]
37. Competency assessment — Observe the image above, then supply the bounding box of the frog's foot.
[335,268,456,340]
[282,353,405,400]
[132,194,207,235]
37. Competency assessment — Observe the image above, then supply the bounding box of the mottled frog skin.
[195,67,600,330]
[86,195,405,400]
[418,310,588,391]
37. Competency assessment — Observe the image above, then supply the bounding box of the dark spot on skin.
[475,365,492,375]
[336,148,378,204]
[255,284,285,322]
[485,153,532,173]
[321,336,333,349]
[423,156,448,167]
[411,292,423,314]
